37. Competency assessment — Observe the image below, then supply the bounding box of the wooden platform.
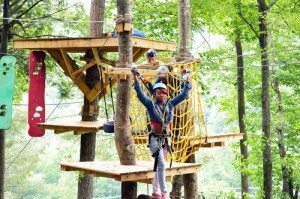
[13,36,176,52]
[38,120,105,135]
[133,133,244,148]
[61,160,200,183]
[13,36,176,102]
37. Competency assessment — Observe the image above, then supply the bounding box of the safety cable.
[99,65,109,121]
[5,83,75,173]
[109,78,115,115]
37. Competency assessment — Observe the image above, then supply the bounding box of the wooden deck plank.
[133,133,243,147]
[13,37,176,52]
[60,160,200,182]
[202,133,244,143]
[38,120,105,133]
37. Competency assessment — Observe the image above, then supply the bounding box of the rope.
[99,65,109,121]
[109,78,115,115]
[132,61,206,162]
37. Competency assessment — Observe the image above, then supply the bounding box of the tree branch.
[237,0,260,39]
[31,3,80,21]
[268,0,279,9]
[14,0,43,20]
[10,0,20,8]
[195,27,212,50]
[9,0,28,16]
[7,2,80,33]
[11,33,66,38]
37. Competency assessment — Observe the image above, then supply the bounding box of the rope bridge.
[131,61,207,163]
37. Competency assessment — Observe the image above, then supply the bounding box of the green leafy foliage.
[2,0,300,198]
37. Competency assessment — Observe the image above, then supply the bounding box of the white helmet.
[153,82,167,91]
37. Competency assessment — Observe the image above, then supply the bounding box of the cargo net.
[130,61,207,163]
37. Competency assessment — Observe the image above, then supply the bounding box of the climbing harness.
[132,66,174,169]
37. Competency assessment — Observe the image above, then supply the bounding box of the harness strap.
[149,133,173,171]
[152,149,160,172]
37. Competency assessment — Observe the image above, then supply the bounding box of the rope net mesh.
[130,61,207,163]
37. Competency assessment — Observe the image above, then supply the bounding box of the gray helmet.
[146,49,157,58]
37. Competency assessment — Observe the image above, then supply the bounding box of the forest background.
[1,0,299,198]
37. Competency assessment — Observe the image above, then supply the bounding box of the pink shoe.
[151,192,161,199]
[161,192,169,199]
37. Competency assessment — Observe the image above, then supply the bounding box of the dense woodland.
[0,0,299,198]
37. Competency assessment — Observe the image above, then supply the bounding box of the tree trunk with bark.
[257,0,272,198]
[178,0,191,60]
[269,33,291,198]
[235,34,249,198]
[176,0,199,199]
[0,1,10,198]
[183,154,198,199]
[77,1,106,199]
[171,175,183,199]
[115,0,137,198]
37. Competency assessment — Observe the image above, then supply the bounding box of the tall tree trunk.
[0,1,10,198]
[269,34,290,198]
[257,0,272,198]
[90,0,106,36]
[178,0,199,199]
[235,34,249,198]
[178,0,191,60]
[183,154,198,199]
[115,1,137,198]
[293,184,299,199]
[77,1,106,199]
[171,175,183,199]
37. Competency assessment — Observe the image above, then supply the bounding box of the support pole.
[115,1,137,198]
[77,1,106,199]
[175,0,199,199]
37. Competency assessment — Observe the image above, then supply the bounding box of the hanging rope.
[109,78,115,116]
[99,66,109,121]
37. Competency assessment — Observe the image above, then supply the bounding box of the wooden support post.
[77,1,106,198]
[91,48,102,67]
[60,49,75,78]
[47,50,91,98]
[72,60,97,76]
[133,48,147,62]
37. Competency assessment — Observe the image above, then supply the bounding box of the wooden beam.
[133,48,147,62]
[203,133,244,143]
[47,50,91,97]
[132,37,176,51]
[105,67,167,77]
[13,37,176,52]
[38,120,105,134]
[92,48,102,67]
[60,49,74,78]
[72,60,97,76]
[133,133,243,147]
[200,142,225,148]
[135,61,160,69]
